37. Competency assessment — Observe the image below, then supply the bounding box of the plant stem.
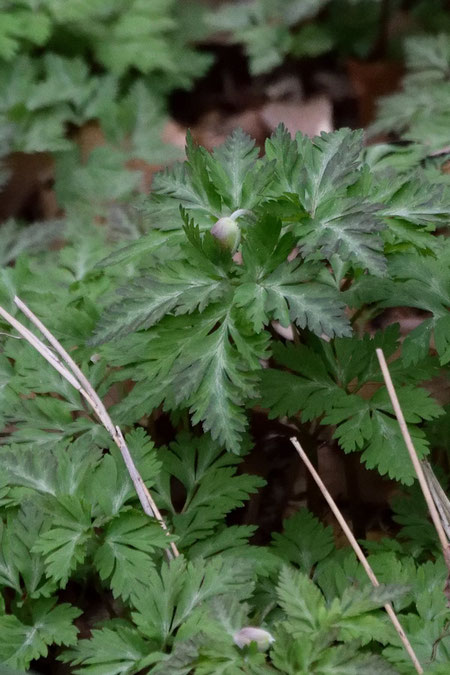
[0,297,179,561]
[376,348,450,568]
[290,435,423,674]
[343,452,365,540]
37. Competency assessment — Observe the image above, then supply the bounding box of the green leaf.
[92,0,179,76]
[155,433,264,548]
[149,130,222,222]
[145,128,273,231]
[187,526,278,577]
[237,211,352,337]
[32,496,93,586]
[324,383,442,484]
[100,80,182,165]
[258,342,343,421]
[131,556,254,646]
[207,128,272,211]
[297,199,386,275]
[303,129,363,216]
[173,310,268,452]
[27,54,94,110]
[391,482,440,553]
[240,214,296,279]
[383,611,450,672]
[0,353,16,428]
[0,219,64,267]
[271,509,334,572]
[264,261,351,338]
[13,106,72,153]
[95,428,161,517]
[379,174,450,228]
[0,599,80,670]
[95,229,181,269]
[0,445,58,497]
[0,9,50,60]
[106,301,268,453]
[91,262,230,344]
[261,335,442,483]
[313,645,398,675]
[94,511,169,600]
[336,584,405,644]
[271,626,397,675]
[276,566,326,634]
[266,126,363,213]
[0,518,21,594]
[0,503,55,598]
[265,127,387,273]
[60,623,153,675]
[374,245,450,364]
[54,146,140,219]
[0,438,101,500]
[370,34,450,149]
[207,1,328,75]
[358,413,431,484]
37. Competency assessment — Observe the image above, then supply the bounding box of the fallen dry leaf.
[260,95,333,137]
[193,108,268,150]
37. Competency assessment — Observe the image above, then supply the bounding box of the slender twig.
[0,304,83,392]
[376,348,450,563]
[422,461,450,542]
[290,436,423,674]
[0,297,179,560]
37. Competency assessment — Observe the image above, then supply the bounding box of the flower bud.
[211,216,241,254]
[233,626,275,651]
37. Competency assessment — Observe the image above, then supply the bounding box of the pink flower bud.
[211,216,241,254]
[233,626,275,651]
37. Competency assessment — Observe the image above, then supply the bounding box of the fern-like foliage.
[345,239,450,366]
[1,123,450,672]
[94,127,448,455]
[207,0,330,75]
[61,547,450,675]
[0,421,270,671]
[259,326,443,483]
[0,0,211,156]
[371,33,450,149]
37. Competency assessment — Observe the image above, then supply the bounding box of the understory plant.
[0,0,211,154]
[371,33,450,150]
[206,0,450,75]
[0,125,450,673]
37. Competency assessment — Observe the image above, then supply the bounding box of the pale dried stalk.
[290,436,423,674]
[422,461,450,542]
[376,348,450,562]
[0,296,179,560]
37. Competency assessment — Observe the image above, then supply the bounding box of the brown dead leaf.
[162,119,188,150]
[260,95,333,137]
[0,152,57,221]
[193,108,268,150]
[346,59,403,128]
[126,158,163,193]
[72,120,106,162]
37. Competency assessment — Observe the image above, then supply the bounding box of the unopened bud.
[233,626,275,651]
[211,216,241,254]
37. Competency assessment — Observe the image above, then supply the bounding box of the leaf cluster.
[0,118,449,673]
[371,33,450,149]
[93,126,450,458]
[0,427,268,671]
[0,0,211,155]
[205,0,445,74]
